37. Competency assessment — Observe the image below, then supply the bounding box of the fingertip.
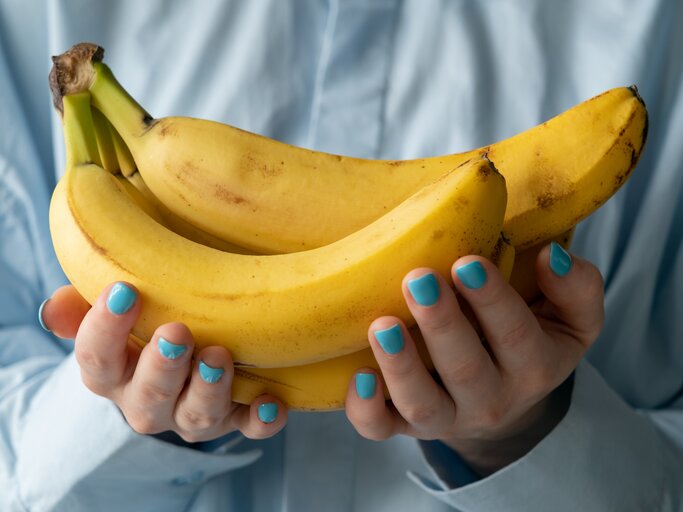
[345,369,397,441]
[547,241,573,277]
[104,281,139,316]
[239,396,287,439]
[403,268,443,308]
[195,345,233,385]
[40,285,92,339]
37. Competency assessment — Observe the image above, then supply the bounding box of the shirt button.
[171,470,205,487]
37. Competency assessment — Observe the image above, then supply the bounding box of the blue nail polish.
[106,282,136,315]
[158,337,187,360]
[407,273,440,306]
[549,241,572,277]
[38,298,51,332]
[199,360,224,383]
[456,261,487,289]
[355,373,376,399]
[375,324,404,355]
[258,402,278,424]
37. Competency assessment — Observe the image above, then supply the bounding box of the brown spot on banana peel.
[233,369,303,391]
[214,184,248,205]
[157,121,177,138]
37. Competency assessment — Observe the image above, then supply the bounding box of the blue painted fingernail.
[38,298,51,332]
[158,337,187,360]
[549,241,572,277]
[375,324,404,354]
[456,261,487,289]
[258,402,278,424]
[407,272,440,306]
[355,373,376,399]
[199,360,224,383]
[106,282,136,315]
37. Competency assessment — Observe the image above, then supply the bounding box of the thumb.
[39,285,91,339]
[535,242,605,347]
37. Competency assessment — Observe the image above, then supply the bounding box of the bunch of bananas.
[48,43,647,410]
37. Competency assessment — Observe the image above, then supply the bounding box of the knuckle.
[177,407,220,432]
[380,351,421,381]
[440,356,486,388]
[421,311,456,337]
[75,347,111,375]
[400,403,439,425]
[474,404,506,430]
[497,321,533,351]
[138,382,177,404]
[125,412,162,435]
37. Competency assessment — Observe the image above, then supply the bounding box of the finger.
[368,316,455,432]
[75,281,140,395]
[536,242,605,346]
[345,368,406,441]
[173,345,234,439]
[230,395,287,440]
[123,322,195,435]
[451,257,552,374]
[39,285,91,339]
[402,269,501,408]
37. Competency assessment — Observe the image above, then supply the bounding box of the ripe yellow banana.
[50,92,507,368]
[116,165,515,409]
[50,43,647,254]
[211,237,516,410]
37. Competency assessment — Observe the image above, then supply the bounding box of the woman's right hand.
[40,282,288,442]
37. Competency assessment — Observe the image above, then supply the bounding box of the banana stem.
[50,43,150,147]
[63,93,102,168]
[91,106,120,173]
[89,62,151,142]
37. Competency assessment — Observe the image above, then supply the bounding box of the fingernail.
[199,360,224,383]
[258,402,278,424]
[106,282,136,315]
[38,298,51,332]
[549,241,572,277]
[455,261,487,289]
[158,337,187,360]
[355,373,376,399]
[375,324,404,355]
[407,272,440,306]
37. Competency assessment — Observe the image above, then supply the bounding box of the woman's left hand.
[345,243,605,476]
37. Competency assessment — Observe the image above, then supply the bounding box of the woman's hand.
[40,282,287,442]
[345,242,604,476]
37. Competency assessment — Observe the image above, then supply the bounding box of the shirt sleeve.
[0,35,262,512]
[407,360,683,511]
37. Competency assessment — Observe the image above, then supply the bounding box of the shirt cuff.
[13,354,262,511]
[407,360,669,511]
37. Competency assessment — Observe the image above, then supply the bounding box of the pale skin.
[41,244,604,476]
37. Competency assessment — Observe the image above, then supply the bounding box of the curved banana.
[50,43,647,254]
[50,92,507,368]
[218,237,515,410]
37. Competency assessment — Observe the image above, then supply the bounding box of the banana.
[214,237,515,410]
[50,43,647,254]
[50,92,507,368]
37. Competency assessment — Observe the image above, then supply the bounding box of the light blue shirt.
[1,1,682,511]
